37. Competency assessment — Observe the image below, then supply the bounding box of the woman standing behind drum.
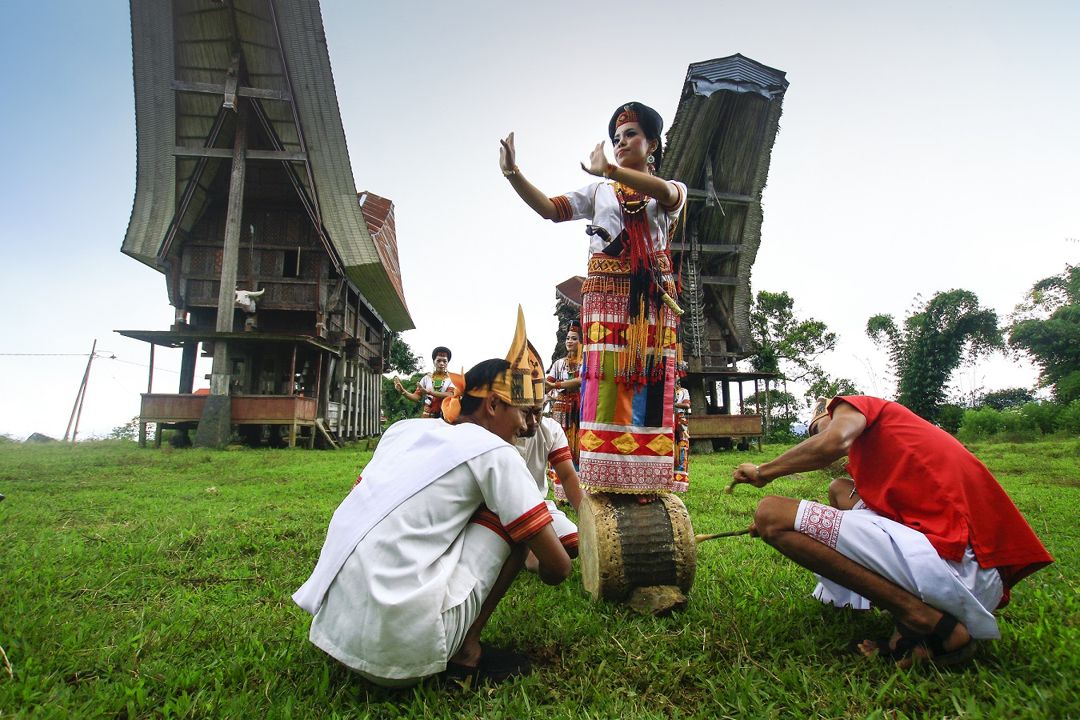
[500,102,687,495]
[546,321,583,503]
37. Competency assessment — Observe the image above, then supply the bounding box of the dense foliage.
[958,399,1080,442]
[867,289,1002,423]
[747,290,856,433]
[385,331,422,375]
[978,387,1036,410]
[1009,265,1080,404]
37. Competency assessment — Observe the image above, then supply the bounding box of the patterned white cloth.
[795,500,1004,639]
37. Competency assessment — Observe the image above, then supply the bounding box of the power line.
[0,352,178,373]
[0,352,96,357]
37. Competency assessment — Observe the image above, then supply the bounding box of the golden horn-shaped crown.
[466,305,545,407]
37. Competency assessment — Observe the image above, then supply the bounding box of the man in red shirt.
[730,396,1052,666]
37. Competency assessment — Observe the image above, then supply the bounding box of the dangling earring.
[646,154,656,165]
[646,154,656,174]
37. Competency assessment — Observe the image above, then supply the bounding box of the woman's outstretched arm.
[500,132,558,220]
[581,142,680,208]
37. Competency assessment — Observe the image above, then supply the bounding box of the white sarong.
[794,500,1004,640]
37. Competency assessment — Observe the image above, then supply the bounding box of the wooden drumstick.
[695,528,751,542]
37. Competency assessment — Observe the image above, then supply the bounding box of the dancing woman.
[500,102,686,495]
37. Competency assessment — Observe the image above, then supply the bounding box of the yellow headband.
[465,305,546,408]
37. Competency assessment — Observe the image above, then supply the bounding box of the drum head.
[578,493,696,602]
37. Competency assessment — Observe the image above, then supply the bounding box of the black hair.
[458,358,509,416]
[608,101,664,172]
[431,346,452,362]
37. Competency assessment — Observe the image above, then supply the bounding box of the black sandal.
[925,613,978,667]
[441,644,532,688]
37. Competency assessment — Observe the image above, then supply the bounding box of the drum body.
[578,492,697,602]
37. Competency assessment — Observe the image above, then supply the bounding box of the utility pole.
[64,339,97,443]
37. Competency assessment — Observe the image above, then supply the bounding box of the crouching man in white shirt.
[293,354,571,687]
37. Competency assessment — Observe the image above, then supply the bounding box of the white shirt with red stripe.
[299,420,551,680]
[515,417,572,496]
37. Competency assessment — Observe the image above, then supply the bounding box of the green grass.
[1,438,1077,719]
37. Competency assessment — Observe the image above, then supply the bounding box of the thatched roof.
[662,54,788,370]
[123,0,412,330]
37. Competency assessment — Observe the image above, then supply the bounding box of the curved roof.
[662,54,788,366]
[123,0,412,330]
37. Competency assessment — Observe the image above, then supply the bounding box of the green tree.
[867,289,1002,423]
[381,333,425,426]
[385,331,422,375]
[382,372,425,425]
[1008,265,1080,403]
[748,290,847,430]
[978,387,1036,410]
[806,374,861,404]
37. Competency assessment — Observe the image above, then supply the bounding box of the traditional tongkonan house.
[117,0,412,448]
[552,54,788,450]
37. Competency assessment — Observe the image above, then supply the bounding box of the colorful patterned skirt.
[578,253,680,494]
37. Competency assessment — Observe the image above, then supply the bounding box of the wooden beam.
[173,146,307,162]
[223,53,240,110]
[207,99,248,400]
[159,107,230,260]
[170,79,292,102]
[699,275,739,285]
[685,188,755,205]
[674,244,741,255]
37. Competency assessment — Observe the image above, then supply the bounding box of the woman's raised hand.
[581,141,610,177]
[499,132,517,173]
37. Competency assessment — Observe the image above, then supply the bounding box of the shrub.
[957,407,1005,441]
[1019,402,1060,435]
[937,404,965,435]
[998,408,1039,441]
[1057,399,1080,434]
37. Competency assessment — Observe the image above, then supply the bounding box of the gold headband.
[465,305,546,408]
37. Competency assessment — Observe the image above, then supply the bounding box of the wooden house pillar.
[196,99,248,448]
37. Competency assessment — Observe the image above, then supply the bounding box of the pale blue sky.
[1,1,1077,438]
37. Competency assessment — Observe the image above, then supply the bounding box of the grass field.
[1,437,1077,719]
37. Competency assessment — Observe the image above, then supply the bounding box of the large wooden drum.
[578,492,697,603]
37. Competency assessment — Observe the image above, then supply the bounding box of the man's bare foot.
[524,550,539,574]
[449,639,481,668]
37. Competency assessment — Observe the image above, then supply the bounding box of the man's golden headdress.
[466,305,546,407]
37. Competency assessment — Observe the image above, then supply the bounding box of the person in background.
[395,346,455,419]
[545,321,583,502]
[516,400,584,572]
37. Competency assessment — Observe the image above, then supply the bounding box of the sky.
[0,0,1077,439]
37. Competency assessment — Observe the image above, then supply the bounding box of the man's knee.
[828,477,857,509]
[753,495,798,543]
